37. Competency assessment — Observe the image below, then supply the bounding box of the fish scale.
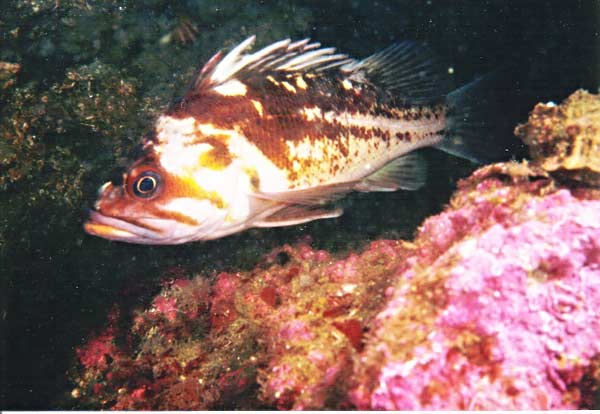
[84,36,507,244]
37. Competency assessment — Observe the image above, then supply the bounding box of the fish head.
[84,152,234,244]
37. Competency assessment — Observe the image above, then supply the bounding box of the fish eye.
[132,171,161,198]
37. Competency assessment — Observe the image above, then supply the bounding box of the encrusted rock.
[515,89,600,186]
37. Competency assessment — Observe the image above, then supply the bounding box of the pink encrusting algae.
[70,237,402,409]
[350,172,600,409]
[70,91,600,410]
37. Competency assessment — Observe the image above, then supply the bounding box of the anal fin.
[252,204,343,228]
[355,152,427,192]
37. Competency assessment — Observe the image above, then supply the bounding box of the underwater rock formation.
[69,240,398,410]
[351,163,600,409]
[69,91,600,410]
[515,89,600,187]
[0,61,20,89]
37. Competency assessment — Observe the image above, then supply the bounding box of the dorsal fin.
[188,35,356,96]
[187,36,448,105]
[192,50,223,92]
[341,41,449,104]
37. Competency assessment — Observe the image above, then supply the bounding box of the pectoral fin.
[251,152,427,209]
[252,181,356,206]
[355,152,427,191]
[252,204,343,228]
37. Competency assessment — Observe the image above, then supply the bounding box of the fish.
[84,35,514,244]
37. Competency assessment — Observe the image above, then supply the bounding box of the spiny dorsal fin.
[189,37,447,104]
[342,41,449,104]
[190,35,355,95]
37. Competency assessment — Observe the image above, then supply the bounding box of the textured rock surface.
[351,163,600,409]
[515,89,600,186]
[69,240,398,409]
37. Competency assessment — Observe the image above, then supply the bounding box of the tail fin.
[437,69,533,163]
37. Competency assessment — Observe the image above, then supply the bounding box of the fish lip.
[84,209,160,242]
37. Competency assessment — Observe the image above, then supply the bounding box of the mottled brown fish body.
[168,68,447,188]
[85,36,463,244]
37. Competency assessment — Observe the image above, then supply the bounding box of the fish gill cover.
[1,0,599,409]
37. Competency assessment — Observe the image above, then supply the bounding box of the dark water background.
[1,0,598,409]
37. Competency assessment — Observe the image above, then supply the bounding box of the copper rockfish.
[85,35,494,244]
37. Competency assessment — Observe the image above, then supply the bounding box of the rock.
[515,89,600,187]
[351,163,600,409]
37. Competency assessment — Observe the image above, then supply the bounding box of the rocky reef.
[516,89,600,187]
[69,91,600,409]
[3,0,598,409]
[352,164,600,409]
[69,239,398,409]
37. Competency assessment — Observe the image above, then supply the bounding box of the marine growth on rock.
[515,89,600,187]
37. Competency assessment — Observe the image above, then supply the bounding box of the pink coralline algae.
[75,306,120,371]
[70,237,400,410]
[351,164,600,410]
[70,91,600,410]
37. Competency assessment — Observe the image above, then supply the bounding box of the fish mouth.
[84,210,163,243]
